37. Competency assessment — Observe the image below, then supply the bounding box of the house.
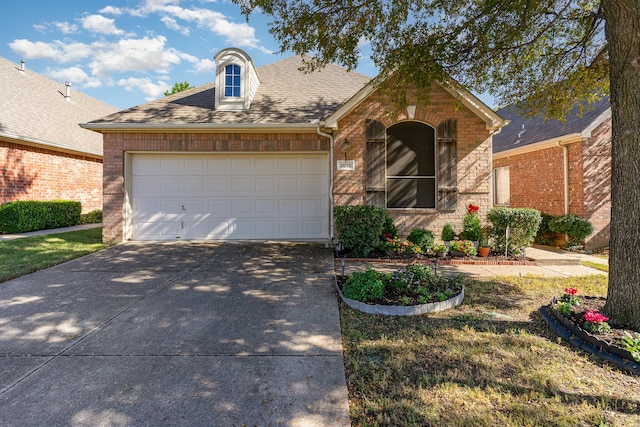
[82,48,506,244]
[492,98,611,249]
[0,56,118,213]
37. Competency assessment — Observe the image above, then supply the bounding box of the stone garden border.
[334,276,464,316]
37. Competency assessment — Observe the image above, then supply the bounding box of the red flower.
[383,232,393,239]
[584,310,609,324]
[467,204,479,214]
[564,287,578,296]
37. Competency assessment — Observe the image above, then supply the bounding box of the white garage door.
[130,153,329,240]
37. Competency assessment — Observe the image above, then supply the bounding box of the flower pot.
[478,247,490,257]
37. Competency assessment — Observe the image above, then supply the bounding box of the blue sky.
[1,0,492,111]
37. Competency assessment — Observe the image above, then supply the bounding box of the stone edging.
[539,305,640,376]
[334,276,464,316]
[337,257,536,266]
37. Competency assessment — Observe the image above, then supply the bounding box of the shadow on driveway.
[0,241,349,426]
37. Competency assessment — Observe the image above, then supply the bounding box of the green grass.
[0,227,107,283]
[582,260,609,272]
[341,274,640,426]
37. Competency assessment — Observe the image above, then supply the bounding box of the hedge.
[334,205,387,257]
[486,207,542,256]
[0,200,81,233]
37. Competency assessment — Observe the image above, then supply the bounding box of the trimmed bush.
[334,205,386,257]
[441,222,456,241]
[382,211,398,239]
[0,200,81,233]
[462,212,482,241]
[549,214,594,246]
[407,228,435,250]
[486,207,542,256]
[342,269,385,302]
[79,209,103,224]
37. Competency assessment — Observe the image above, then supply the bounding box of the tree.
[164,81,191,96]
[236,0,640,327]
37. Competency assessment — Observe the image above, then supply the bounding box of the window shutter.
[437,119,457,211]
[365,119,386,208]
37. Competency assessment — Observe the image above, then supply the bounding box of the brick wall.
[493,119,612,249]
[0,139,102,212]
[102,131,329,243]
[333,83,493,239]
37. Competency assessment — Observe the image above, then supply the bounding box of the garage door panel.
[131,153,328,240]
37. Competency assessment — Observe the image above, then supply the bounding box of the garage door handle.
[181,205,186,211]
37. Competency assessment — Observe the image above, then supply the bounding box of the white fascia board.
[441,85,507,131]
[580,108,611,138]
[0,131,102,159]
[492,133,583,160]
[80,122,320,133]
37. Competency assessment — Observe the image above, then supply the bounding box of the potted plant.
[432,243,448,257]
[478,235,490,257]
[441,223,456,247]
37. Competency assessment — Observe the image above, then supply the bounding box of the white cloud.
[99,6,124,15]
[9,39,93,63]
[33,24,46,34]
[161,16,190,35]
[88,36,181,77]
[81,14,124,35]
[44,66,103,88]
[54,21,78,34]
[117,76,170,100]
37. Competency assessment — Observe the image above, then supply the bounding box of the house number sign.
[337,160,355,170]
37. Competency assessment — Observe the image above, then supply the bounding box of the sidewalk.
[0,223,102,241]
[339,245,608,278]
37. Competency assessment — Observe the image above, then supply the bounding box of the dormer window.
[214,48,261,111]
[224,65,241,97]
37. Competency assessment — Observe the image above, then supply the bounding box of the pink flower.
[584,310,609,324]
[564,287,578,296]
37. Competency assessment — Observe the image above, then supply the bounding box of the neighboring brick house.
[83,48,506,243]
[492,98,611,249]
[0,56,118,213]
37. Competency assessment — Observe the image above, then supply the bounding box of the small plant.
[462,203,483,241]
[560,287,581,306]
[556,302,573,316]
[382,237,422,255]
[407,228,435,251]
[342,269,385,302]
[621,332,640,362]
[432,244,447,254]
[449,239,477,256]
[381,211,399,240]
[441,222,456,242]
[407,262,435,282]
[583,310,611,334]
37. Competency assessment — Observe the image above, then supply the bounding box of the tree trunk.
[602,0,640,327]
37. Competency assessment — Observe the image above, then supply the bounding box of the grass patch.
[0,227,107,283]
[582,260,609,272]
[341,274,640,426]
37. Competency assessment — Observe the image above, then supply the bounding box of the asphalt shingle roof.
[493,97,610,153]
[89,55,372,126]
[0,56,118,157]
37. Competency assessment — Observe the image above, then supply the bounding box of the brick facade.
[101,86,496,244]
[0,139,103,213]
[493,119,611,249]
[333,84,493,238]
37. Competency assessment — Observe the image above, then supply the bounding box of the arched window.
[224,64,241,97]
[386,122,436,208]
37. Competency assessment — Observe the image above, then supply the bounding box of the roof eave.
[493,133,583,160]
[79,122,321,133]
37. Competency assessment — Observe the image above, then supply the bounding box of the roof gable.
[493,97,611,154]
[0,56,118,157]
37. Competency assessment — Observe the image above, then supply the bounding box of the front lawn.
[0,227,107,283]
[340,274,640,426]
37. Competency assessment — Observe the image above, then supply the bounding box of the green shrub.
[342,269,385,302]
[407,262,434,283]
[449,239,477,256]
[406,228,434,250]
[334,205,386,257]
[486,207,542,256]
[79,209,103,224]
[441,222,456,241]
[462,212,482,241]
[381,211,398,239]
[0,200,81,233]
[549,214,594,246]
[534,213,559,245]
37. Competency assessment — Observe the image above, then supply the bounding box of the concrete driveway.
[0,242,350,426]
